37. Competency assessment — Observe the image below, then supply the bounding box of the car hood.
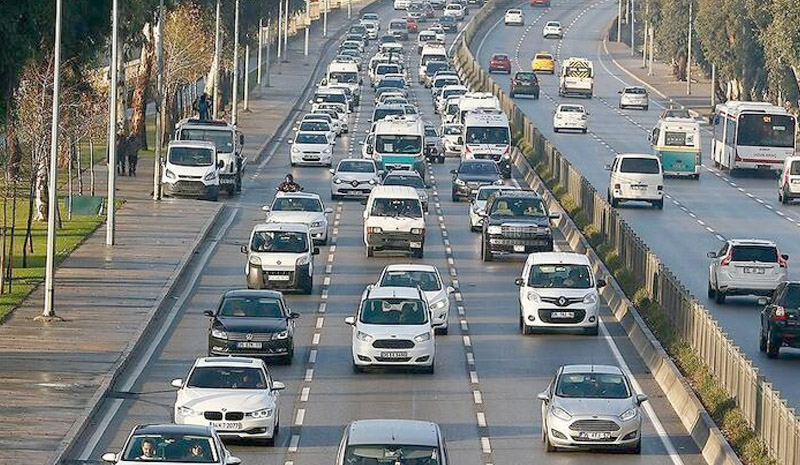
[253,252,304,268]
[215,317,287,333]
[357,323,430,338]
[552,396,634,418]
[365,215,425,231]
[177,388,273,412]
[336,172,377,182]
[487,215,549,227]
[267,211,325,226]
[457,173,501,183]
[293,142,331,152]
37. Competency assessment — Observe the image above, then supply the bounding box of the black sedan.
[510,72,540,99]
[759,281,800,358]
[438,16,458,32]
[451,159,504,201]
[206,289,299,364]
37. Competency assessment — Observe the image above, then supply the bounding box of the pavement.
[0,3,374,464]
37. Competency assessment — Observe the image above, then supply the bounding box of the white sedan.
[542,21,563,38]
[553,104,588,133]
[289,131,334,167]
[171,357,285,445]
[375,264,455,334]
[504,9,524,26]
[264,191,334,244]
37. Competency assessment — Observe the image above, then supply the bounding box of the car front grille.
[538,309,587,324]
[569,419,620,431]
[374,356,413,362]
[501,225,546,238]
[540,296,584,307]
[204,411,223,421]
[173,180,206,194]
[225,412,244,421]
[373,339,415,349]
[227,332,276,342]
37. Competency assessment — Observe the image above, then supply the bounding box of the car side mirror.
[312,247,320,255]
[239,134,245,145]
[272,381,286,391]
[287,139,294,144]
[757,297,769,306]
[359,140,365,145]
[262,205,272,212]
[101,453,118,463]
[604,164,612,171]
[367,146,374,154]
[514,278,523,286]
[635,393,649,405]
[782,254,789,260]
[308,99,314,104]
[203,310,214,317]
[171,378,184,389]
[596,279,607,288]
[240,245,248,254]
[344,316,356,325]
[226,457,242,465]
[324,207,334,214]
[617,90,622,94]
[446,286,455,294]
[329,168,336,175]
[450,169,457,175]
[706,252,717,258]
[537,392,550,402]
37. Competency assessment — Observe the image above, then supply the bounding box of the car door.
[711,242,729,283]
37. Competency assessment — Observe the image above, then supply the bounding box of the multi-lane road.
[71,1,716,464]
[471,0,800,409]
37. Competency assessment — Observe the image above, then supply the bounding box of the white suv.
[242,223,319,294]
[263,192,333,245]
[515,252,605,335]
[707,239,788,304]
[345,286,435,373]
[375,264,454,334]
[363,186,426,258]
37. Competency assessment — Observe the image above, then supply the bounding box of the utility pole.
[283,0,290,60]
[641,1,648,67]
[687,0,692,95]
[323,0,329,37]
[244,44,250,111]
[348,0,352,19]
[617,0,622,42]
[630,0,635,56]
[257,18,263,84]
[304,0,310,56]
[277,0,283,59]
[232,0,240,125]
[213,0,221,119]
[711,63,716,107]
[106,0,119,247]
[266,16,272,86]
[648,25,654,75]
[153,0,165,201]
[40,0,64,321]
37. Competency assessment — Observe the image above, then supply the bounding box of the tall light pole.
[323,0,329,37]
[283,0,289,60]
[153,0,165,200]
[106,0,119,247]
[686,0,693,95]
[232,0,240,125]
[347,0,352,19]
[630,0,635,56]
[257,18,264,84]
[213,0,221,119]
[304,0,310,56]
[266,15,272,85]
[617,0,622,42]
[40,0,64,320]
[277,0,283,59]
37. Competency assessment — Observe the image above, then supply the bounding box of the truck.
[174,118,245,195]
[558,57,594,98]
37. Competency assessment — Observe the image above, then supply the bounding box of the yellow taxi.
[531,52,555,74]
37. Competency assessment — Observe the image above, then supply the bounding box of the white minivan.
[778,156,800,204]
[606,153,664,209]
[363,186,426,258]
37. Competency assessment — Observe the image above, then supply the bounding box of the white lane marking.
[288,435,300,453]
[481,437,492,454]
[477,412,487,427]
[300,387,310,402]
[466,352,475,364]
[463,335,472,347]
[473,390,483,405]
[312,333,321,345]
[294,408,306,426]
[318,302,327,313]
[309,349,317,364]
[470,371,479,384]
[316,316,324,329]
[304,369,314,382]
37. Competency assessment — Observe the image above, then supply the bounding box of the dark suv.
[450,159,503,201]
[480,190,559,261]
[510,72,540,99]
[759,281,800,358]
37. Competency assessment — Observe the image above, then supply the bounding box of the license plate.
[347,190,363,194]
[237,341,262,349]
[580,431,611,440]
[792,179,800,184]
[513,245,526,252]
[381,351,408,358]
[743,267,766,274]
[551,311,575,318]
[268,274,291,281]
[631,185,646,190]
[303,155,320,160]
[220,178,235,184]
[210,421,242,431]
[410,241,422,248]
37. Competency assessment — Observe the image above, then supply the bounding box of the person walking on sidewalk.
[195,93,212,120]
[127,149,138,177]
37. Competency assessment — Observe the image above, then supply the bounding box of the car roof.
[727,239,778,247]
[275,191,323,200]
[383,263,439,273]
[346,420,440,446]
[194,356,264,368]
[615,152,658,160]
[526,252,590,266]
[560,364,623,375]
[369,185,419,199]
[168,140,216,150]
[252,222,310,233]
[222,289,283,300]
[365,286,424,299]
[489,190,541,200]
[133,424,214,436]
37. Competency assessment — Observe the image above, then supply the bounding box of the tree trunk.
[1,183,7,295]
[130,22,156,151]
[22,174,36,268]
[89,139,95,196]
[34,156,48,222]
[7,179,18,292]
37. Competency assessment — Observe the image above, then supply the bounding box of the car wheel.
[585,325,599,336]
[759,327,767,352]
[610,194,619,208]
[435,325,448,335]
[366,246,375,258]
[413,247,424,259]
[301,271,313,294]
[780,188,789,204]
[629,439,642,454]
[644,105,649,111]
[353,362,365,373]
[481,238,493,261]
[707,281,715,299]
[553,128,559,133]
[544,428,556,452]
[331,192,340,201]
[715,289,726,304]
[582,128,587,134]
[247,268,265,289]
[452,192,459,202]
[421,362,435,374]
[282,347,294,365]
[766,327,781,358]
[653,199,664,209]
[510,91,515,97]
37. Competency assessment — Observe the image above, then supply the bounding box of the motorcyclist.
[278,174,302,192]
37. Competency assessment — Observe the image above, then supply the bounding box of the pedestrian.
[196,92,212,120]
[127,149,138,177]
[116,131,127,176]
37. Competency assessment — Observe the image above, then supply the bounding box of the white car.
[444,3,465,20]
[436,84,468,114]
[417,31,437,53]
[778,156,800,204]
[294,119,335,142]
[363,186,426,258]
[618,86,649,110]
[101,424,241,464]
[330,158,381,199]
[515,252,605,335]
[429,24,446,42]
[394,0,411,9]
[707,239,788,304]
[605,153,664,209]
[312,109,349,134]
[363,22,379,39]
[264,192,333,244]
[440,122,463,156]
[542,21,563,38]
[468,185,519,231]
[171,357,286,444]
[361,13,380,30]
[553,104,588,133]
[243,222,319,294]
[345,285,435,373]
[289,131,334,167]
[504,9,524,25]
[376,264,454,334]
[303,112,341,135]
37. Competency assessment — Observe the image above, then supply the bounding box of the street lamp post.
[153,0,165,200]
[630,0,635,57]
[277,0,283,59]
[257,18,263,84]
[304,0,310,56]
[617,0,622,42]
[283,0,289,60]
[232,0,240,125]
[323,0,329,37]
[213,0,221,119]
[106,0,119,247]
[266,15,272,86]
[687,0,693,95]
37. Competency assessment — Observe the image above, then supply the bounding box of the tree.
[761,0,800,106]
[652,0,691,79]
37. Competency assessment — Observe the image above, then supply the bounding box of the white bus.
[712,101,797,173]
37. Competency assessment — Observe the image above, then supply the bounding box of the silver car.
[537,364,647,453]
[618,86,649,110]
[336,419,449,464]
[330,158,381,200]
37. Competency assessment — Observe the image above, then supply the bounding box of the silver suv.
[707,239,788,304]
[336,419,449,464]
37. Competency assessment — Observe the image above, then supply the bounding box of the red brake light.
[779,253,788,268]
[720,251,732,266]
[465,145,472,153]
[775,306,788,321]
[614,183,621,190]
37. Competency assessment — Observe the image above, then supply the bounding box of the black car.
[348,24,370,45]
[380,34,399,45]
[510,72,540,99]
[438,16,458,32]
[759,281,800,358]
[480,190,558,261]
[205,289,299,364]
[450,159,503,201]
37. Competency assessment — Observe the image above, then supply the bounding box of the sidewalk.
[603,38,714,119]
[0,3,372,464]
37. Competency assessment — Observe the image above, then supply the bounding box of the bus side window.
[713,114,722,141]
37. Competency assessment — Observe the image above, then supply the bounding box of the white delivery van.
[558,57,594,98]
[324,62,361,105]
[175,118,245,195]
[161,140,222,201]
[462,108,512,178]
[606,153,664,209]
[363,185,426,258]
[372,115,426,177]
[456,92,501,124]
[419,45,448,84]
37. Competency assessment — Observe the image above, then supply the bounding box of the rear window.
[619,157,660,174]
[730,245,778,263]
[492,54,509,60]
[625,87,647,94]
[790,160,800,175]
[535,54,552,60]
[784,285,800,308]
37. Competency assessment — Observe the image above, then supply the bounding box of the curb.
[50,203,226,465]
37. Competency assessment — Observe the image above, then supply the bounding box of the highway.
[71,2,706,464]
[471,0,800,409]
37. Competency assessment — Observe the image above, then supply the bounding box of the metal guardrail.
[452,4,800,465]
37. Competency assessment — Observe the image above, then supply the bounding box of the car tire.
[247,268,265,289]
[435,325,448,335]
[582,128,587,134]
[766,327,781,358]
[780,188,789,204]
[510,91,515,97]
[629,439,642,454]
[481,238,493,261]
[585,325,599,336]
[715,289,726,304]
[366,246,375,258]
[282,347,294,365]
[759,328,767,352]
[653,199,664,209]
[707,281,715,299]
[421,362,435,374]
[553,128,559,133]
[413,247,424,259]
[644,105,649,111]
[544,429,556,452]
[353,362,365,373]
[452,192,459,202]
[610,194,619,208]
[300,271,313,295]
[331,192,340,201]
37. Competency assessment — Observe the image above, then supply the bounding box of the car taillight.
[720,251,732,266]
[775,306,788,321]
[779,253,788,268]
[696,153,701,164]
[614,183,620,190]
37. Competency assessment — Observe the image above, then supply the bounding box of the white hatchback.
[778,156,800,204]
[263,192,333,244]
[553,104,588,133]
[444,3,465,20]
[289,131,334,167]
[375,264,455,333]
[504,9,524,25]
[542,21,563,38]
[707,239,788,304]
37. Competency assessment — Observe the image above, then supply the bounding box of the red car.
[406,17,419,33]
[489,53,512,74]
[530,0,550,5]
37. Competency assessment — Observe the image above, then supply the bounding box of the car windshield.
[179,128,234,153]
[300,121,330,132]
[546,22,560,27]
[295,133,328,144]
[381,270,441,291]
[344,445,440,464]
[187,366,267,389]
[619,157,660,174]
[737,114,796,148]
[363,13,378,20]
[556,372,631,399]
[426,61,449,74]
[443,125,462,136]
[441,16,456,23]
[420,33,435,41]
[122,434,218,463]
[528,264,592,289]
[459,162,498,175]
[492,54,509,61]
[370,198,422,218]
[272,197,323,212]
[730,245,778,263]
[465,126,510,144]
[360,298,428,324]
[250,231,308,253]
[315,93,346,104]
[434,78,459,88]
[791,160,800,175]
[443,88,466,99]
[490,197,546,218]
[379,79,405,89]
[559,105,583,113]
[339,161,375,173]
[535,54,552,61]
[329,71,358,83]
[218,296,284,318]
[663,108,691,118]
[515,72,536,82]
[424,127,438,137]
[384,175,426,189]
[168,147,214,167]
[375,135,422,154]
[377,65,401,74]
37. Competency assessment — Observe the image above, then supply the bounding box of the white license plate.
[381,351,408,358]
[410,241,422,248]
[743,267,766,274]
[220,178,235,184]
[268,274,291,281]
[551,311,575,318]
[303,155,320,160]
[580,431,611,440]
[237,341,262,349]
[513,245,526,252]
[792,179,800,184]
[210,421,242,431]
[631,185,646,190]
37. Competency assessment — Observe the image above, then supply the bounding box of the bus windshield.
[465,126,509,145]
[375,135,423,154]
[737,114,795,148]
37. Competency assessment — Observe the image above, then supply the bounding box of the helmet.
[285,174,294,182]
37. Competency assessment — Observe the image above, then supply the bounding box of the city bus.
[712,101,797,174]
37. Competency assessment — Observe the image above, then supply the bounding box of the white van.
[324,62,361,105]
[363,185,426,258]
[174,118,244,195]
[457,92,500,124]
[778,156,800,204]
[606,153,664,209]
[462,108,512,178]
[161,140,222,201]
[419,45,448,82]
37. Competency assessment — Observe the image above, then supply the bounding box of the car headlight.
[583,293,598,304]
[487,225,501,235]
[429,299,447,310]
[272,330,290,340]
[292,146,301,153]
[367,226,383,234]
[323,148,331,153]
[296,254,311,266]
[211,328,228,340]
[165,169,177,180]
[177,405,196,417]
[310,221,324,228]
[454,178,466,185]
[414,332,431,342]
[369,178,377,185]
[333,177,343,184]
[551,406,572,421]
[203,171,217,181]
[249,407,274,418]
[526,291,541,302]
[619,407,638,422]
[356,330,374,342]
[410,228,425,235]
[249,255,261,266]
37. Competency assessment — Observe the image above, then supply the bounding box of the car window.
[250,231,309,253]
[625,87,647,94]
[339,161,376,172]
[490,197,546,218]
[619,157,660,174]
[527,264,591,289]
[179,128,234,153]
[790,160,800,175]
[443,125,462,135]
[344,445,440,464]
[556,372,630,399]
[123,434,218,462]
[460,162,499,175]
[272,197,323,212]
[295,133,329,144]
[187,366,267,389]
[169,147,214,167]
[360,298,428,324]
[783,285,800,308]
[559,105,583,113]
[730,245,778,263]
[535,54,552,60]
[219,296,284,318]
[381,270,441,291]
[370,198,422,218]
